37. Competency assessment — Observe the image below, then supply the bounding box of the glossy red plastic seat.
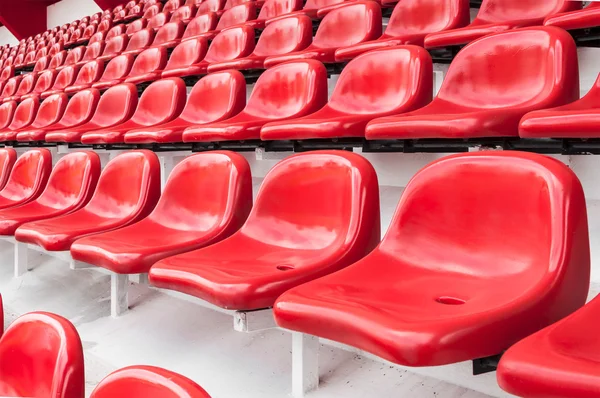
[126,71,245,143]
[164,0,182,13]
[32,56,49,73]
[184,60,327,142]
[171,5,196,23]
[180,13,219,41]
[97,34,129,62]
[208,15,312,72]
[148,12,171,31]
[0,76,22,100]
[91,54,135,90]
[64,60,105,94]
[268,0,343,20]
[3,73,37,103]
[21,70,57,101]
[81,78,185,144]
[0,148,16,190]
[151,21,185,48]
[46,84,138,143]
[72,151,251,274]
[274,151,590,367]
[98,19,112,32]
[17,89,100,142]
[0,66,14,81]
[498,293,600,398]
[201,3,258,39]
[121,28,156,56]
[0,98,39,141]
[0,312,84,398]
[56,46,84,70]
[366,27,579,140]
[89,31,107,45]
[123,47,168,85]
[264,1,382,67]
[0,152,100,235]
[5,93,68,141]
[247,0,302,29]
[143,4,164,19]
[262,46,432,140]
[48,50,67,69]
[424,0,580,49]
[40,64,81,99]
[126,19,148,37]
[0,149,51,209]
[16,150,160,252]
[106,25,126,40]
[90,366,211,398]
[0,102,16,132]
[335,0,470,61]
[159,38,208,79]
[150,150,379,310]
[76,41,104,66]
[197,0,226,14]
[543,2,600,30]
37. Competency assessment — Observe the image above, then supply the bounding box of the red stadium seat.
[151,21,185,48]
[91,54,135,90]
[16,151,160,252]
[0,76,23,101]
[0,66,14,81]
[75,41,104,66]
[3,73,38,103]
[180,12,219,41]
[262,46,432,140]
[544,2,600,30]
[170,5,196,23]
[164,0,182,13]
[0,152,100,235]
[71,151,251,275]
[80,24,97,43]
[40,64,81,99]
[335,0,470,61]
[183,60,327,142]
[106,25,127,40]
[273,151,589,367]
[0,148,16,190]
[81,78,185,144]
[498,293,600,398]
[264,1,382,67]
[22,70,58,100]
[197,0,225,14]
[210,3,258,36]
[88,31,107,45]
[149,150,379,310]
[121,28,156,56]
[125,71,245,143]
[98,19,113,32]
[32,56,49,73]
[64,60,105,94]
[208,15,312,72]
[56,46,85,70]
[48,43,64,57]
[46,84,138,143]
[220,0,252,16]
[3,93,68,141]
[268,0,344,20]
[366,27,579,139]
[16,90,100,142]
[126,19,148,37]
[0,148,51,209]
[159,38,207,79]
[90,366,211,398]
[48,50,67,69]
[122,47,168,85]
[0,98,38,140]
[0,312,84,398]
[147,12,171,31]
[66,29,83,45]
[97,34,129,62]
[246,0,303,29]
[143,4,164,20]
[424,0,580,49]
[0,102,16,132]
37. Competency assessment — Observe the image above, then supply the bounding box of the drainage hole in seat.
[435,296,466,305]
[277,264,295,271]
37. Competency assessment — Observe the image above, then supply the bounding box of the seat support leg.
[14,241,29,277]
[70,259,93,270]
[292,332,319,397]
[233,309,276,332]
[111,273,128,318]
[131,273,149,284]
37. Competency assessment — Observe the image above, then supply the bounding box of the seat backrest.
[147,12,170,30]
[1,76,20,97]
[313,1,382,48]
[49,50,66,69]
[56,89,101,128]
[329,46,432,114]
[102,34,129,56]
[34,48,48,61]
[180,70,246,124]
[82,24,97,40]
[90,366,211,398]
[14,74,37,96]
[475,0,579,24]
[380,151,587,290]
[245,60,327,119]
[303,0,343,11]
[204,25,255,63]
[0,148,16,190]
[106,24,126,40]
[33,56,49,72]
[153,21,185,46]
[22,51,34,65]
[73,60,104,86]
[186,0,203,5]
[387,0,469,38]
[126,28,155,51]
[98,19,112,32]
[170,5,196,22]
[127,4,142,16]
[253,15,312,57]
[0,313,84,398]
[128,47,167,78]
[30,93,68,129]
[50,65,80,91]
[37,151,101,210]
[223,0,252,12]
[85,150,161,219]
[164,38,207,70]
[0,101,16,130]
[242,150,380,253]
[143,4,163,18]
[69,29,82,43]
[164,0,182,12]
[183,13,218,39]
[33,70,57,94]
[64,46,85,66]
[89,84,138,128]
[0,148,50,201]
[88,31,107,45]
[0,65,13,80]
[81,41,104,62]
[197,0,225,14]
[126,19,148,36]
[257,0,302,21]
[99,54,134,82]
[130,78,186,126]
[437,27,579,110]
[216,3,257,30]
